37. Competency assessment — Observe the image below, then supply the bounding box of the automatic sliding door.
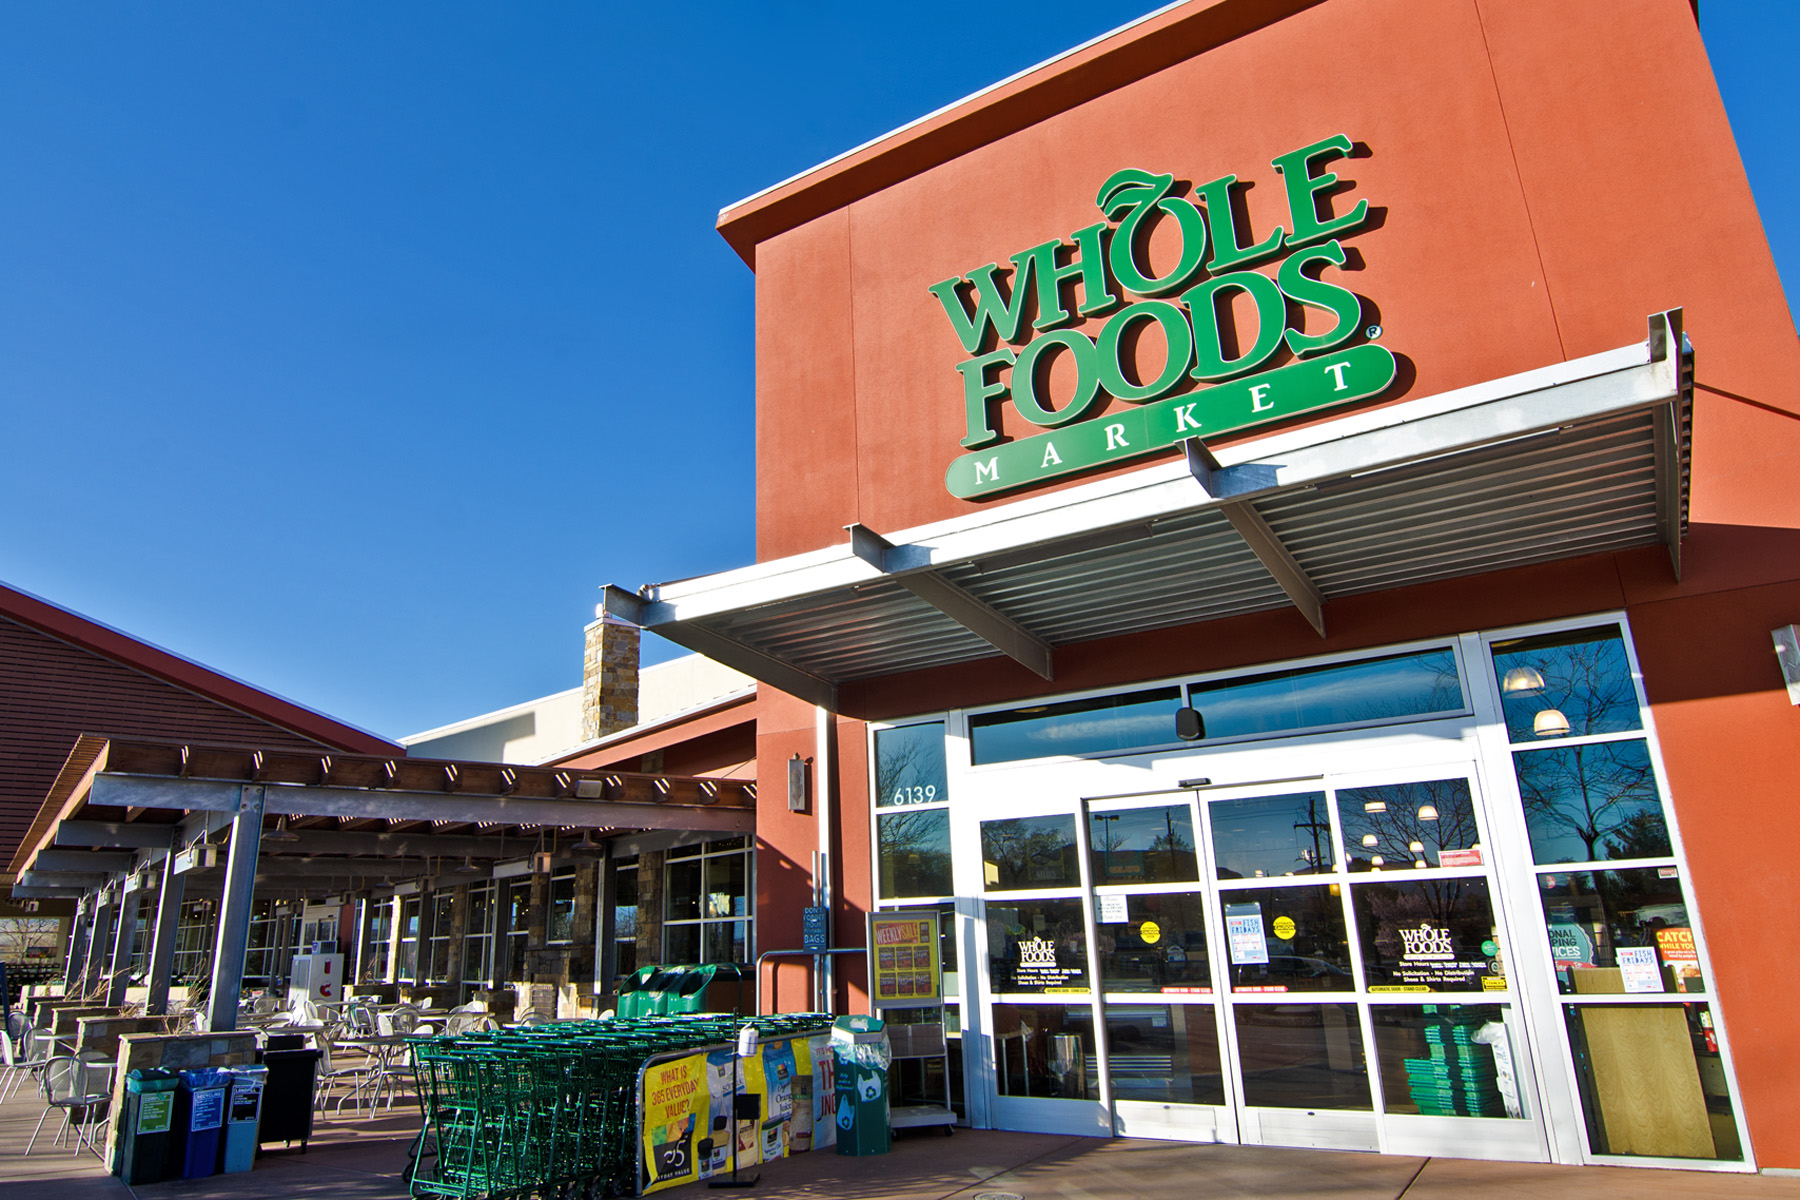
[1087,797,1234,1142]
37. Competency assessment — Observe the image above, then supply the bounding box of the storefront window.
[1187,647,1463,741]
[1369,1004,1525,1118]
[981,815,1080,891]
[1351,878,1503,992]
[1536,868,1700,994]
[462,882,494,988]
[1336,779,1480,872]
[361,900,391,983]
[1209,792,1335,879]
[1105,1004,1225,1106]
[1233,1002,1370,1110]
[1563,1003,1740,1160]
[992,1003,1095,1099]
[1492,626,1641,742]
[1514,741,1669,865]
[397,895,422,982]
[425,892,455,980]
[664,838,753,964]
[173,899,215,984]
[970,686,1183,765]
[1219,885,1353,993]
[1088,804,1198,884]
[986,897,1086,994]
[502,880,531,981]
[1095,891,1212,993]
[547,870,579,944]
[878,808,952,899]
[874,722,947,806]
[614,862,639,979]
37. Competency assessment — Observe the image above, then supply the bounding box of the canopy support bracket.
[1185,439,1326,636]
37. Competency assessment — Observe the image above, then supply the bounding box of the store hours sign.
[931,134,1396,500]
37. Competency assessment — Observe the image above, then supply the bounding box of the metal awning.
[9,736,757,900]
[606,312,1692,710]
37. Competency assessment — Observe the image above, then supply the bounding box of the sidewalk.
[8,1072,1800,1200]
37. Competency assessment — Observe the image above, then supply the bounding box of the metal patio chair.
[2,1025,54,1102]
[25,1055,113,1157]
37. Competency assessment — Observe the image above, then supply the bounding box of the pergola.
[7,735,756,1031]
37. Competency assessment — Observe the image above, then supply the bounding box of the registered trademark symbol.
[1365,324,1383,339]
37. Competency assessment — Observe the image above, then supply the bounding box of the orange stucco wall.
[735,0,1800,1164]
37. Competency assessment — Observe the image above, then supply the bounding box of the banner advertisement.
[643,1033,825,1193]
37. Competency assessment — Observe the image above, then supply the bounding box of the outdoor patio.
[8,1066,1800,1200]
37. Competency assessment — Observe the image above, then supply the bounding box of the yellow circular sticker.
[1139,920,1162,945]
[1272,915,1297,940]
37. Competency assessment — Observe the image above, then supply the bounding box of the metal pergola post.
[104,885,139,1006]
[145,854,186,1015]
[82,894,114,997]
[206,785,264,1032]
[62,894,91,992]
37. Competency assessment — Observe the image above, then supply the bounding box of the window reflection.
[1352,878,1504,992]
[970,687,1184,765]
[1514,741,1670,865]
[981,815,1081,891]
[1537,868,1701,994]
[987,898,1087,994]
[993,1004,1096,1099]
[1188,648,1462,740]
[1337,779,1479,871]
[1210,792,1335,879]
[1088,804,1199,884]
[1096,891,1212,992]
[874,722,948,807]
[1106,1004,1225,1106]
[1370,1005,1524,1118]
[878,808,953,899]
[1234,1003,1371,1110]
[1492,626,1642,743]
[1220,885,1353,993]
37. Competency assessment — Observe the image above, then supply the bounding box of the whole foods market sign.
[932,134,1395,500]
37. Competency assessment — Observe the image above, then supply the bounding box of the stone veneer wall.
[581,616,639,743]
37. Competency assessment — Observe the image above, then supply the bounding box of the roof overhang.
[605,312,1692,711]
[9,736,758,901]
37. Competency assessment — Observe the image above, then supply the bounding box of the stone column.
[581,616,640,742]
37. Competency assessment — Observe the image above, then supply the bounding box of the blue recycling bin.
[221,1066,267,1173]
[175,1068,231,1179]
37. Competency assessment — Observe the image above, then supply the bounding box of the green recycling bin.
[832,1014,891,1155]
[118,1068,180,1184]
[615,966,659,1018]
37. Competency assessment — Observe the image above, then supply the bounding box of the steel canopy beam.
[1185,439,1325,636]
[86,774,754,834]
[31,850,138,874]
[54,822,179,850]
[604,584,837,709]
[847,523,1054,679]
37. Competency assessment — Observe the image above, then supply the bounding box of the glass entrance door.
[1195,771,1550,1159]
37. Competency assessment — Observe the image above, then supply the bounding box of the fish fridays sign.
[930,135,1396,499]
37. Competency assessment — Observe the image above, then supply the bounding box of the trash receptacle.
[832,1014,890,1155]
[258,1045,320,1151]
[175,1068,231,1179]
[220,1066,267,1173]
[649,966,691,1015]
[118,1068,180,1185]
[615,967,658,1019]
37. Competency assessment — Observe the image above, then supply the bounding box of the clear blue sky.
[2,3,1795,742]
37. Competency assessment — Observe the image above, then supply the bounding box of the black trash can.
[118,1068,180,1185]
[257,1046,320,1151]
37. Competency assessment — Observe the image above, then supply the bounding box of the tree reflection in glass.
[875,722,948,807]
[1491,626,1643,743]
[1088,804,1199,884]
[1514,741,1670,865]
[1337,779,1478,871]
[1209,793,1335,879]
[981,815,1081,891]
[878,807,953,899]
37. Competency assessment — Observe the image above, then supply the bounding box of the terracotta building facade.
[607,0,1800,1175]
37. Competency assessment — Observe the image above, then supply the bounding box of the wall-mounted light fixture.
[787,753,809,812]
[1773,626,1800,705]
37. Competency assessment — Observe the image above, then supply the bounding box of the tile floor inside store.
[7,1074,1800,1200]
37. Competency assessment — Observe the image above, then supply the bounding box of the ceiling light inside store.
[1362,834,1379,847]
[1371,856,1385,867]
[1363,801,1386,813]
[1534,708,1572,737]
[1418,806,1439,821]
[1502,666,1547,695]
[1409,840,1424,853]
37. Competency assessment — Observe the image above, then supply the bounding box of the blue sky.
[2,3,1794,742]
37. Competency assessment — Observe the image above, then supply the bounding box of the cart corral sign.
[932,134,1397,499]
